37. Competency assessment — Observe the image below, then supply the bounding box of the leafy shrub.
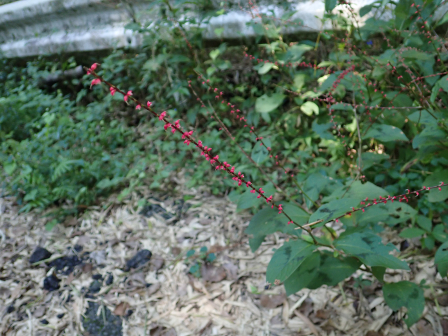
[2,0,448,327]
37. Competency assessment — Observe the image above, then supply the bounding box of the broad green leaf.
[399,228,425,239]
[416,215,432,232]
[400,49,434,61]
[302,173,327,208]
[294,74,307,91]
[432,224,448,243]
[412,125,447,149]
[435,242,448,277]
[301,102,319,116]
[335,231,409,270]
[323,181,388,204]
[209,49,220,60]
[287,44,313,61]
[245,203,309,252]
[4,162,17,175]
[383,281,424,327]
[258,63,273,75]
[312,119,335,140]
[255,94,285,113]
[237,182,275,210]
[308,198,359,227]
[423,171,448,202]
[372,266,386,282]
[346,201,417,227]
[361,152,389,170]
[251,138,271,164]
[364,124,408,142]
[359,4,374,17]
[325,0,337,11]
[284,251,360,295]
[266,240,314,283]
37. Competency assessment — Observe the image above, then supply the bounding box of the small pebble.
[43,275,60,292]
[29,247,52,264]
[40,319,49,325]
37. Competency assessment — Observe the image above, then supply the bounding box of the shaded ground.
[1,181,448,335]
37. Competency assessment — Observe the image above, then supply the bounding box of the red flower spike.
[135,104,141,110]
[110,87,117,96]
[124,91,132,102]
[90,78,101,88]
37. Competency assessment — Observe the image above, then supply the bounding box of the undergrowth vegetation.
[2,0,448,327]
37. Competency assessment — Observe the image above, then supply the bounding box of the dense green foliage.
[1,0,448,327]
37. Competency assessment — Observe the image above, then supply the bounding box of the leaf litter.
[0,178,448,335]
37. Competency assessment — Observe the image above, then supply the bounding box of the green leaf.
[323,181,388,204]
[435,242,448,277]
[255,94,285,113]
[423,236,435,250]
[45,219,58,232]
[325,0,338,11]
[284,251,360,295]
[308,198,359,227]
[302,173,327,208]
[383,281,424,327]
[432,224,448,243]
[209,49,220,60]
[4,162,17,175]
[266,240,314,283]
[399,228,425,239]
[237,182,276,210]
[301,102,319,116]
[361,152,389,170]
[346,201,417,227]
[258,63,274,75]
[359,4,374,17]
[400,49,434,61]
[245,203,309,252]
[364,124,408,142]
[186,249,195,258]
[207,253,216,262]
[372,266,386,282]
[335,231,410,270]
[251,138,271,164]
[417,215,432,232]
[423,171,448,202]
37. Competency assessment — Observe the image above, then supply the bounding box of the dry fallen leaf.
[201,264,226,282]
[222,262,238,280]
[113,302,130,316]
[259,294,286,309]
[150,255,165,272]
[81,263,93,273]
[147,282,161,296]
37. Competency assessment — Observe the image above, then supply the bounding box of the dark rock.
[74,245,83,253]
[125,250,152,271]
[48,255,82,275]
[105,274,114,286]
[400,240,410,251]
[139,204,173,220]
[82,301,122,336]
[30,247,52,264]
[89,280,102,294]
[6,305,14,314]
[43,275,60,292]
[57,313,65,318]
[40,319,49,325]
[125,309,133,318]
[92,274,103,281]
